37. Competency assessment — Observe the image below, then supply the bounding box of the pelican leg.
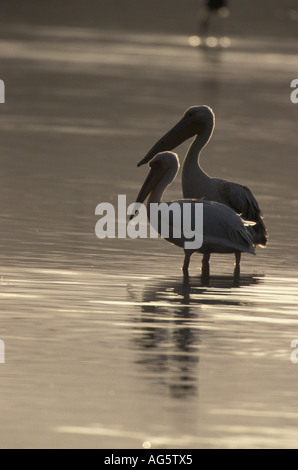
[233,252,241,284]
[201,253,210,279]
[182,250,192,278]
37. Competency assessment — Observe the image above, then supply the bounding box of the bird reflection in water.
[128,274,261,399]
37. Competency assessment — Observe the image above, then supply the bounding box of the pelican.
[137,105,268,272]
[133,151,255,279]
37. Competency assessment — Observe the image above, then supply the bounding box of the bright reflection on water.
[0,24,298,448]
[2,267,298,448]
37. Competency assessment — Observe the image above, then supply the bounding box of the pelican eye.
[149,160,161,169]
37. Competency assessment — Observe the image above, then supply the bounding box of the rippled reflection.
[128,274,261,399]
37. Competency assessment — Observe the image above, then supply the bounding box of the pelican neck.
[182,134,210,184]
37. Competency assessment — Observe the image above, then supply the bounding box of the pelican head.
[134,151,180,205]
[137,105,215,167]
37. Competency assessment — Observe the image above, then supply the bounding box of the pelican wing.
[201,200,255,254]
[218,180,268,246]
[218,180,261,220]
[150,199,255,255]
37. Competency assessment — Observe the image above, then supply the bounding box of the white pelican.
[133,151,255,279]
[137,105,268,271]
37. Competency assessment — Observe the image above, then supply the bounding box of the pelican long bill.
[134,166,167,204]
[137,115,200,167]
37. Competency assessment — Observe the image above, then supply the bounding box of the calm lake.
[0,6,298,448]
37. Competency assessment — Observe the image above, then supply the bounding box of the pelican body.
[134,151,255,278]
[137,105,268,248]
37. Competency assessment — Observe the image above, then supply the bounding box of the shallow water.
[0,21,298,448]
